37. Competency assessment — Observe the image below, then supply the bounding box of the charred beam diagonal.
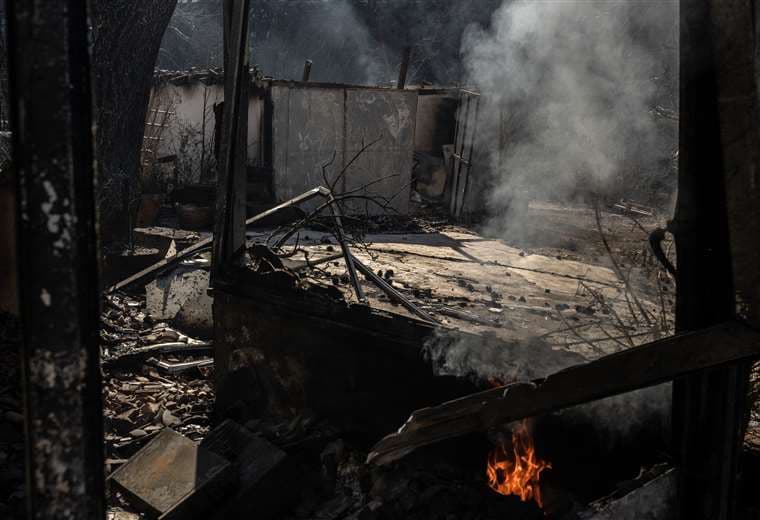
[367,322,760,466]
[6,1,105,518]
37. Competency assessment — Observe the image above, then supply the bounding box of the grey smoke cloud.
[424,330,670,443]
[252,0,385,84]
[450,0,677,437]
[462,0,677,233]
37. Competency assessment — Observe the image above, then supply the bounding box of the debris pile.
[101,294,215,469]
[108,416,553,520]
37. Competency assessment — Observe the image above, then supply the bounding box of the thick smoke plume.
[424,330,671,445]
[447,0,677,438]
[462,0,677,234]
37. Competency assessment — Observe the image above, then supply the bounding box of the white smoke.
[424,330,671,442]
[461,0,677,235]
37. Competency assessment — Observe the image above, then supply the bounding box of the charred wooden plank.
[367,322,760,466]
[673,1,758,518]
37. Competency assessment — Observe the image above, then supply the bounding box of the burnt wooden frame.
[6,1,105,518]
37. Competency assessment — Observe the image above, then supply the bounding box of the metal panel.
[271,85,344,212]
[271,85,416,215]
[343,88,417,215]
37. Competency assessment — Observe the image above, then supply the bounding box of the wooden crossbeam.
[367,322,760,466]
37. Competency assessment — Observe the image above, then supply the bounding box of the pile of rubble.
[99,289,551,520]
[106,417,551,520]
[101,294,215,460]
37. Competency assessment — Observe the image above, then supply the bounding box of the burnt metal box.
[109,428,233,520]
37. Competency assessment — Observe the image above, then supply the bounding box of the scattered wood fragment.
[147,357,214,375]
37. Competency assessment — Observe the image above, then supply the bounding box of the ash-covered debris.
[103,365,214,458]
[109,412,549,520]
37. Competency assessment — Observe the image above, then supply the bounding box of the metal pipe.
[352,258,438,324]
[326,192,367,303]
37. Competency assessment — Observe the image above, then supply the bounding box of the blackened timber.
[398,46,411,89]
[302,59,313,82]
[673,1,755,518]
[6,0,105,517]
[213,0,250,280]
[367,322,760,466]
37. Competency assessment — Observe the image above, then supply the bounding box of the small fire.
[486,420,552,508]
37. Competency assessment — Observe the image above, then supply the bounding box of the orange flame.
[486,420,552,508]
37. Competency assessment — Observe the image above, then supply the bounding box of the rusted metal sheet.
[109,428,232,519]
[270,85,417,215]
[6,1,106,518]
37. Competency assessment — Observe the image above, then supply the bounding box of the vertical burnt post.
[213,0,250,279]
[398,46,411,89]
[5,1,105,518]
[302,59,313,82]
[673,0,756,518]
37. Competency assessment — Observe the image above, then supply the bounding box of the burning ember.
[487,420,552,508]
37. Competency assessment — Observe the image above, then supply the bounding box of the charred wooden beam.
[672,1,757,518]
[397,46,411,89]
[302,59,313,82]
[5,1,105,517]
[367,322,760,466]
[213,0,250,280]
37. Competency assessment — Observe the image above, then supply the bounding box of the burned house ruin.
[1,1,760,520]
